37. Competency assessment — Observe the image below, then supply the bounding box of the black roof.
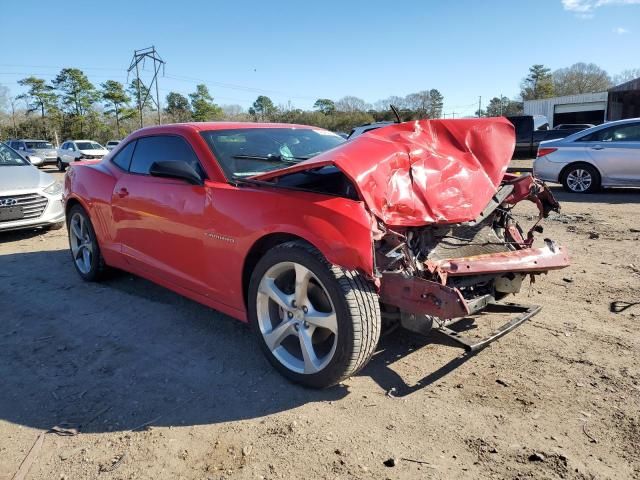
[609,77,640,93]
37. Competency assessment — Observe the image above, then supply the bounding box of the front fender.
[257,205,377,277]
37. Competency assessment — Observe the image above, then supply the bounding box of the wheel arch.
[64,195,90,219]
[559,161,602,185]
[241,232,316,310]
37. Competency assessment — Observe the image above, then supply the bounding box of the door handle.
[117,188,129,198]
[591,145,605,150]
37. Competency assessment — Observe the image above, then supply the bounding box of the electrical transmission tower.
[127,46,166,127]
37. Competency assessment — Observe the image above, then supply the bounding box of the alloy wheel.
[69,212,93,274]
[256,261,338,374]
[566,168,592,192]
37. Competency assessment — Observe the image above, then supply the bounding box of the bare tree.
[335,96,370,112]
[613,68,640,86]
[552,63,612,96]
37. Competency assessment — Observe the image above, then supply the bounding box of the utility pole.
[9,97,17,138]
[499,93,503,116]
[127,46,166,128]
[478,96,482,117]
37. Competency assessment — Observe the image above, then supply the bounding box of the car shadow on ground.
[550,185,640,204]
[0,248,474,434]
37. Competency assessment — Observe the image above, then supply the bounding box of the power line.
[0,63,318,100]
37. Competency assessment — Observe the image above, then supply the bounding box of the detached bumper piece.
[435,243,570,277]
[438,302,541,352]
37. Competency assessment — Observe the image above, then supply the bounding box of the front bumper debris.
[437,302,542,352]
[435,243,570,277]
[379,273,469,319]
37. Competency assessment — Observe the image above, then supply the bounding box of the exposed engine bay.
[374,174,569,339]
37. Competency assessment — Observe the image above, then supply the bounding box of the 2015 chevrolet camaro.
[64,119,569,388]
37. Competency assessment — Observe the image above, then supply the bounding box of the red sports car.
[64,119,569,388]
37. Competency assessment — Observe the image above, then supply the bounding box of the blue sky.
[1,0,639,116]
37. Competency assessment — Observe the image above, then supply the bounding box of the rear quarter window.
[111,141,136,171]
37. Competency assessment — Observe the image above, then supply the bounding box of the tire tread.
[275,241,381,384]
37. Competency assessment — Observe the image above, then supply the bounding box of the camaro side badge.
[205,232,236,243]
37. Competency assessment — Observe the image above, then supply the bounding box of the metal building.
[523,92,608,128]
[607,77,640,121]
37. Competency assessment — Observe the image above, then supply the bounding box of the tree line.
[0,62,638,143]
[0,67,446,143]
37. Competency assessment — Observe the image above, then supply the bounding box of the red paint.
[64,123,377,322]
[253,118,516,226]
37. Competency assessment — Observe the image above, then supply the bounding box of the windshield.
[200,127,345,178]
[25,141,54,149]
[0,144,29,166]
[76,142,104,150]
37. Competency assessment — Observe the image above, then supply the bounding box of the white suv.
[57,140,109,171]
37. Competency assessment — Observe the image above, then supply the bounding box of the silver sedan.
[0,143,65,232]
[533,118,640,193]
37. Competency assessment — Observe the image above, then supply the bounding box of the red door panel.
[111,174,209,295]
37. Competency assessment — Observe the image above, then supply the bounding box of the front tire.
[562,163,600,193]
[57,158,66,172]
[248,241,381,388]
[67,205,106,281]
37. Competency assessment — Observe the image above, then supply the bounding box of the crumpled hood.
[252,118,515,226]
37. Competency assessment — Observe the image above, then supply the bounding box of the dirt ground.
[1,167,639,480]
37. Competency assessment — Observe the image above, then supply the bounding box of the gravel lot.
[1,166,639,479]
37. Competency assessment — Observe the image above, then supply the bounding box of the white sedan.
[57,140,109,171]
[0,143,64,232]
[534,118,640,193]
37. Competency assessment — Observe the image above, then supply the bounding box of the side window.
[608,123,640,142]
[578,128,610,142]
[129,135,204,177]
[576,124,640,142]
[111,140,137,171]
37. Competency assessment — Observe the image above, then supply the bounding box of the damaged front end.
[376,174,569,351]
[252,118,570,350]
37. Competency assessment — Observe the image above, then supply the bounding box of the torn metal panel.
[379,272,469,319]
[434,243,570,276]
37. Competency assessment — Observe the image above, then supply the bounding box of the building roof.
[609,77,640,93]
[523,92,608,106]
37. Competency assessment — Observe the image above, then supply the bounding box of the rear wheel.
[562,163,599,193]
[67,205,106,281]
[248,241,381,388]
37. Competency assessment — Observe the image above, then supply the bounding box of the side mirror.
[149,161,203,186]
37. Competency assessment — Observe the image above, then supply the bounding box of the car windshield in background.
[76,142,103,150]
[25,141,53,149]
[0,144,29,166]
[201,128,345,178]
